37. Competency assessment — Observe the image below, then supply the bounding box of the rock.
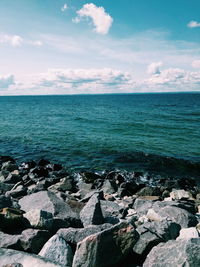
[100,200,121,218]
[39,234,73,267]
[80,193,104,227]
[57,224,113,245]
[79,191,103,203]
[0,195,12,209]
[23,209,53,230]
[30,167,49,178]
[49,177,75,192]
[0,232,22,250]
[146,201,197,228]
[20,229,51,253]
[0,183,15,194]
[0,208,29,234]
[81,172,101,184]
[143,238,200,267]
[101,180,117,195]
[133,197,158,216]
[0,248,63,267]
[72,222,139,267]
[133,220,181,256]
[118,181,139,197]
[19,191,79,225]
[136,186,161,197]
[170,189,193,200]
[2,263,23,267]
[176,227,199,240]
[6,186,27,199]
[38,159,50,167]
[1,162,18,172]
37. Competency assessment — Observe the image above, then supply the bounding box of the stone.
[49,177,74,192]
[133,220,181,256]
[0,248,63,267]
[136,186,161,197]
[72,222,139,267]
[0,195,12,209]
[0,232,22,250]
[39,234,73,267]
[81,172,101,184]
[6,186,27,199]
[100,200,121,218]
[23,209,53,230]
[1,162,18,172]
[101,180,117,194]
[143,238,200,267]
[19,191,79,225]
[0,183,14,194]
[133,197,158,216]
[2,264,23,267]
[170,189,193,200]
[80,193,104,227]
[0,208,29,234]
[4,173,21,184]
[57,224,113,245]
[146,201,197,228]
[176,227,199,240]
[20,229,51,254]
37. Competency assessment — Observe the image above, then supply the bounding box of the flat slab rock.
[143,238,200,267]
[0,248,63,267]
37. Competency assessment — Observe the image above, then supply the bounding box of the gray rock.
[80,193,104,227]
[147,201,197,228]
[0,248,63,266]
[72,222,139,267]
[20,229,51,254]
[48,177,74,192]
[102,180,117,195]
[39,234,73,267]
[133,197,158,216]
[136,186,161,197]
[143,238,200,267]
[23,209,53,230]
[133,220,181,256]
[57,224,113,245]
[0,232,22,250]
[100,200,121,218]
[19,191,79,224]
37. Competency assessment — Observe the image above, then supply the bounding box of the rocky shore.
[0,155,200,267]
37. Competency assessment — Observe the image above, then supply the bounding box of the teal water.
[0,93,200,174]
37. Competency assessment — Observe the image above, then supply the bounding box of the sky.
[0,0,200,95]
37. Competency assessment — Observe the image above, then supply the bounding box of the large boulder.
[143,238,200,267]
[170,189,193,200]
[57,224,113,245]
[19,191,79,225]
[133,197,158,216]
[0,195,12,209]
[80,193,104,227]
[23,209,53,230]
[0,248,63,267]
[146,201,197,228]
[176,227,199,240]
[39,234,73,267]
[133,220,181,256]
[72,222,139,267]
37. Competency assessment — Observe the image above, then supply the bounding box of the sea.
[0,93,200,177]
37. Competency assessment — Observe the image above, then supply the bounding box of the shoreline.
[0,155,200,266]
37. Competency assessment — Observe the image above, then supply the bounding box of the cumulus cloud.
[61,3,68,12]
[0,34,23,47]
[0,75,15,89]
[147,62,163,75]
[73,3,113,34]
[187,21,200,28]
[192,60,200,69]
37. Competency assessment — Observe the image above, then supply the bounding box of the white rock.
[176,227,199,240]
[146,208,164,222]
[170,189,192,200]
[39,234,73,267]
[24,209,53,230]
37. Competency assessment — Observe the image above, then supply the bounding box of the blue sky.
[0,0,200,95]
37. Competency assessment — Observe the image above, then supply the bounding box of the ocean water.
[0,93,200,176]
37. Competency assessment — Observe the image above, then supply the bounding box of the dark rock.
[38,159,50,167]
[72,222,139,267]
[143,238,200,267]
[20,229,51,254]
[1,162,18,172]
[80,193,104,227]
[20,161,37,171]
[4,173,21,184]
[0,232,22,250]
[6,186,27,199]
[0,195,12,209]
[0,183,15,194]
[30,167,49,178]
[81,172,102,184]
[136,186,161,197]
[0,156,15,164]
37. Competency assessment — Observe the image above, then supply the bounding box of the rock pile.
[0,155,200,266]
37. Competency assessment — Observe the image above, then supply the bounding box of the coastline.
[0,155,200,266]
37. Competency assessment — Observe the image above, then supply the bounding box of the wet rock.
[1,162,18,172]
[23,209,53,230]
[72,222,139,267]
[147,201,197,228]
[30,167,49,178]
[143,238,200,267]
[6,186,27,199]
[0,248,63,267]
[81,172,102,184]
[4,173,21,184]
[0,183,15,194]
[133,220,181,256]
[176,227,199,240]
[19,191,79,225]
[38,159,50,167]
[0,195,12,209]
[20,229,51,253]
[0,232,22,250]
[80,193,104,227]
[57,224,113,246]
[39,234,73,267]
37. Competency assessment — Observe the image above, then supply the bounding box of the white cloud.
[187,21,200,28]
[61,3,68,12]
[192,60,200,69]
[73,3,113,35]
[0,34,23,47]
[0,74,15,89]
[147,62,163,75]
[29,40,43,46]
